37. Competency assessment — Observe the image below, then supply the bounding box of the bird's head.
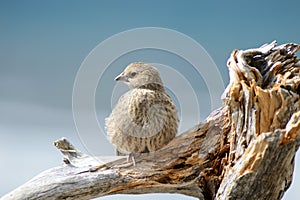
[115,62,163,89]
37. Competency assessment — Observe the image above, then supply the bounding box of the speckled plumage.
[105,62,179,155]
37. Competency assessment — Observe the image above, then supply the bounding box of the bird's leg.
[128,152,136,166]
[112,150,136,167]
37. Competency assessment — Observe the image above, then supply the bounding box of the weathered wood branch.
[2,41,300,200]
[2,108,229,200]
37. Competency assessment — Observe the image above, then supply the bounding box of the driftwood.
[2,41,300,200]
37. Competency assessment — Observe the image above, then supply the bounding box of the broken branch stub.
[218,41,300,199]
[224,41,300,163]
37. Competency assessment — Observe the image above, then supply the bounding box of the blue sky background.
[1,0,299,199]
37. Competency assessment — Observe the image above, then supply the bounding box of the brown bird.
[105,62,179,156]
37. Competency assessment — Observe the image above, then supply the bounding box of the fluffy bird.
[105,62,179,156]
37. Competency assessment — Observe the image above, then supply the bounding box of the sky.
[1,0,300,199]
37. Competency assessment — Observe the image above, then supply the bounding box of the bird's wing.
[107,88,177,139]
[128,89,173,134]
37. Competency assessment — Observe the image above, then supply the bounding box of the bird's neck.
[138,83,165,91]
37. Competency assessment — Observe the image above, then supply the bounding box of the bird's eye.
[130,72,137,78]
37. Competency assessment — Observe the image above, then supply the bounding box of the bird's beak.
[114,73,129,82]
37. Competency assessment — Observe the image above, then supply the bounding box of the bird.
[105,62,179,157]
